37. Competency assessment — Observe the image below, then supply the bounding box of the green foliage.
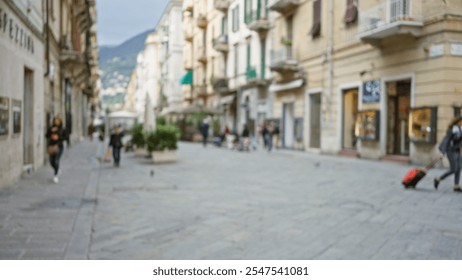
[190,112,207,129]
[212,118,220,136]
[130,123,145,148]
[146,125,180,152]
[156,116,167,126]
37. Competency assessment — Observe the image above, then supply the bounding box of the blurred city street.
[1,141,462,260]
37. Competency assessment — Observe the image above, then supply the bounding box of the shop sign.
[362,80,381,104]
[0,97,9,136]
[429,44,444,58]
[0,7,35,54]
[451,43,462,56]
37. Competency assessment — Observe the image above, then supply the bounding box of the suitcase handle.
[424,156,443,171]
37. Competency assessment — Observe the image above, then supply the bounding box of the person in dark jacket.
[435,117,462,191]
[109,125,124,167]
[46,116,67,183]
[200,118,210,147]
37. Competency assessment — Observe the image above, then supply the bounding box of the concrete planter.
[151,150,177,163]
[134,147,147,157]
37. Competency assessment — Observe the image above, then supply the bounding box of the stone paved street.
[1,141,462,259]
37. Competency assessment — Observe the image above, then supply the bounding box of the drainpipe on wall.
[326,0,334,130]
[44,0,50,77]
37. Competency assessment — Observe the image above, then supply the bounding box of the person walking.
[109,124,124,167]
[434,117,462,191]
[265,121,275,152]
[200,118,210,147]
[46,116,67,183]
[273,123,280,149]
[241,124,250,151]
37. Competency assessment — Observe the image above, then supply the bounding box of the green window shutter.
[244,0,248,24]
[260,42,266,80]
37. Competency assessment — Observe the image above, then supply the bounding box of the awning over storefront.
[219,95,235,105]
[180,71,193,85]
[269,78,305,92]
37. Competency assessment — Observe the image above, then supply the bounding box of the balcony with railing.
[268,0,300,15]
[213,34,229,53]
[246,10,270,34]
[197,46,207,64]
[212,77,229,93]
[184,0,193,12]
[184,17,194,42]
[197,14,208,29]
[358,0,423,43]
[270,47,299,73]
[214,0,231,13]
[195,84,208,97]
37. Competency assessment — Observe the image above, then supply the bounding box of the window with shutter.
[344,0,358,25]
[310,0,321,38]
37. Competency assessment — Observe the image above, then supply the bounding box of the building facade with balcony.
[226,0,273,135]
[269,0,462,165]
[157,0,184,115]
[46,0,100,145]
[0,0,100,189]
[133,32,161,132]
[181,0,223,111]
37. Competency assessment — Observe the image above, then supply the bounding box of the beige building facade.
[44,0,100,145]
[182,0,224,109]
[269,0,462,165]
[0,0,100,189]
[0,0,45,187]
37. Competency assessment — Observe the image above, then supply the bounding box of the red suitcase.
[402,157,442,189]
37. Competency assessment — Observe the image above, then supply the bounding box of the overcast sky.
[96,0,170,46]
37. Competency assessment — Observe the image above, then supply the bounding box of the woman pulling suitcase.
[434,117,462,192]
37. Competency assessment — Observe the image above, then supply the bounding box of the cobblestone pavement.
[1,141,462,259]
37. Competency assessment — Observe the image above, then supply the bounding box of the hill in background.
[99,29,154,106]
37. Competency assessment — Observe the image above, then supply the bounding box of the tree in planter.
[130,123,145,149]
[156,116,167,126]
[146,125,180,153]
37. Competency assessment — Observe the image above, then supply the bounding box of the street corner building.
[238,0,462,164]
[0,0,100,189]
[177,0,462,164]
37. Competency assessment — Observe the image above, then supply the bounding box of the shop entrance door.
[342,89,358,150]
[23,69,34,165]
[310,93,321,149]
[386,80,411,155]
[283,103,294,148]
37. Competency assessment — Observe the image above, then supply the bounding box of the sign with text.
[362,80,381,104]
[0,97,9,136]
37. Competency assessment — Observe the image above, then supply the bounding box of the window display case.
[455,106,462,118]
[355,110,379,141]
[294,118,303,142]
[408,107,437,144]
[0,97,9,136]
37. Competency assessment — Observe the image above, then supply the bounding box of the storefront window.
[12,100,21,134]
[455,106,462,118]
[294,118,303,142]
[0,97,9,136]
[408,107,437,144]
[355,110,379,141]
